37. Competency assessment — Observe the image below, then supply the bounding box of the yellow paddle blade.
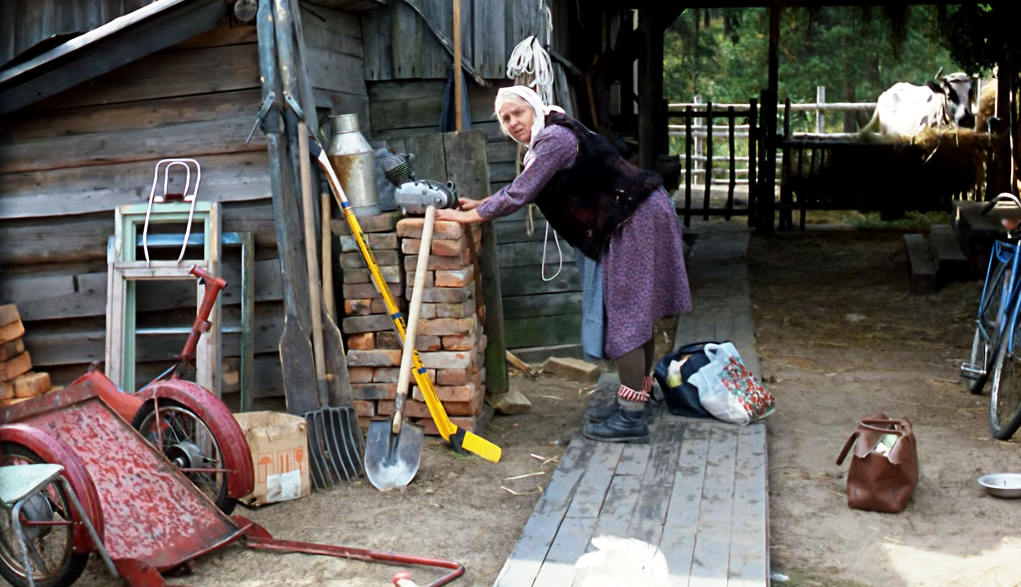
[460,432,502,462]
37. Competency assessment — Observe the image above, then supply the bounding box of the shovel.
[364,206,435,489]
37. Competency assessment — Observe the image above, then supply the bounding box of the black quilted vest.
[534,113,663,260]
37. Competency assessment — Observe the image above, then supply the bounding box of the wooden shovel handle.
[393,206,436,433]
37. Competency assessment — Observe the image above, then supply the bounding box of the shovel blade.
[364,420,424,490]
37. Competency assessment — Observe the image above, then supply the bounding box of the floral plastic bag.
[687,342,775,425]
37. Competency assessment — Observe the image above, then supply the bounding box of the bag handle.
[859,420,908,436]
[836,431,858,465]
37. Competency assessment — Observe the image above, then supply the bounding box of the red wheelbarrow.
[0,382,465,587]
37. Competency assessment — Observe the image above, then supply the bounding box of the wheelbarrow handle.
[178,266,228,364]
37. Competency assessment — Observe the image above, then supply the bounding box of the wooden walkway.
[493,223,769,587]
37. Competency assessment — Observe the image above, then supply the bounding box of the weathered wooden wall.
[366,78,582,355]
[360,0,548,81]
[0,6,369,407]
[0,0,154,67]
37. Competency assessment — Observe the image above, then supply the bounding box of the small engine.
[380,152,459,215]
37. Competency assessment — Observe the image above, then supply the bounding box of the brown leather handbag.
[835,413,918,513]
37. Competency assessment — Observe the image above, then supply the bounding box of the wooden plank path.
[493,223,768,587]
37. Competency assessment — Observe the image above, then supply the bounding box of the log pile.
[0,305,58,404]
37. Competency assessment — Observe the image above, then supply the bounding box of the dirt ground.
[16,225,1021,587]
[753,229,1021,587]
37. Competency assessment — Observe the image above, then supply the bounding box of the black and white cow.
[862,72,976,137]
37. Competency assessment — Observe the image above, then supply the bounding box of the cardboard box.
[234,411,310,507]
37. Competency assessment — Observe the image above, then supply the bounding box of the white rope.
[540,219,563,281]
[506,35,554,106]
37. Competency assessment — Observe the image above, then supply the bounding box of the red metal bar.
[176,265,227,365]
[240,523,464,587]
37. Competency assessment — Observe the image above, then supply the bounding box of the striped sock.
[617,384,649,403]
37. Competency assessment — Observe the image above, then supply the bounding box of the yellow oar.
[310,141,501,463]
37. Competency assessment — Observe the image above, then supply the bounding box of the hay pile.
[786,127,1002,213]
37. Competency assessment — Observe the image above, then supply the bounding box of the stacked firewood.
[0,305,58,404]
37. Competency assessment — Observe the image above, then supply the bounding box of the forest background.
[662,5,980,135]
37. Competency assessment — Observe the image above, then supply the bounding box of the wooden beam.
[0,0,228,114]
[637,9,665,170]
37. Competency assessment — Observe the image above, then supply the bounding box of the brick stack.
[0,305,57,404]
[335,211,405,422]
[340,214,488,436]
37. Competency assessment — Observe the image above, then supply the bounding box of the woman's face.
[499,100,535,144]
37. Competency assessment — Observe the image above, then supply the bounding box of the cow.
[861,71,977,137]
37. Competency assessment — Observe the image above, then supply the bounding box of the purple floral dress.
[477,124,692,360]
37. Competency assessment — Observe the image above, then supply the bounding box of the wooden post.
[727,106,736,221]
[816,86,826,134]
[758,1,781,234]
[684,105,693,227]
[693,96,703,182]
[453,0,463,132]
[703,102,714,220]
[638,9,665,171]
[748,98,758,227]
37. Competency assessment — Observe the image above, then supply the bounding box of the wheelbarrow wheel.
[132,401,237,515]
[0,443,89,587]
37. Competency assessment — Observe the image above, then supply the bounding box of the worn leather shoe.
[587,400,656,423]
[583,409,651,443]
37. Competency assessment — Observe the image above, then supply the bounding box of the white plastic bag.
[688,342,775,425]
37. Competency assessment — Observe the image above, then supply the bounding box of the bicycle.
[961,193,1021,440]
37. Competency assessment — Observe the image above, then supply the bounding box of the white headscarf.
[495,86,565,167]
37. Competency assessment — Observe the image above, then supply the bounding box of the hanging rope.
[506,36,554,106]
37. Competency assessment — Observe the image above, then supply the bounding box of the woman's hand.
[435,208,484,224]
[457,198,484,211]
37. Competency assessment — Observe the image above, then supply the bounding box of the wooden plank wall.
[0,0,153,68]
[0,7,368,408]
[366,78,582,354]
[360,0,547,81]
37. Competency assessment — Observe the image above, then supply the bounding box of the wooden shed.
[0,0,570,409]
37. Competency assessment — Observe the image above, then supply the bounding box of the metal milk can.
[326,113,381,217]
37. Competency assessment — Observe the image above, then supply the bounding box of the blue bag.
[653,341,723,419]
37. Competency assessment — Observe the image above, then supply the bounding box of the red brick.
[341,314,392,334]
[344,266,403,284]
[373,367,401,383]
[397,218,465,240]
[376,398,431,419]
[375,332,441,352]
[343,282,403,300]
[404,250,470,271]
[340,250,400,269]
[442,333,477,351]
[437,368,470,386]
[353,400,376,418]
[348,367,375,383]
[406,270,435,288]
[331,211,401,234]
[416,316,476,337]
[414,415,482,437]
[347,332,375,350]
[347,349,402,367]
[340,232,399,252]
[412,382,478,403]
[377,331,401,349]
[435,266,474,288]
[342,268,370,284]
[401,237,467,257]
[344,299,374,316]
[411,386,484,416]
[372,297,401,314]
[407,284,474,304]
[418,304,437,319]
[434,299,476,318]
[350,383,397,400]
[419,351,472,369]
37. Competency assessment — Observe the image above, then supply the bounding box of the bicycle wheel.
[969,260,1009,394]
[988,343,1021,440]
[132,401,237,514]
[0,444,89,587]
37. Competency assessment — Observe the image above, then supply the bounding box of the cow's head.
[940,72,977,128]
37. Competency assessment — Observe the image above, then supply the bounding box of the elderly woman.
[436,86,691,443]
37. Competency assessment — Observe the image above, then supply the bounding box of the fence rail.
[669,87,877,186]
